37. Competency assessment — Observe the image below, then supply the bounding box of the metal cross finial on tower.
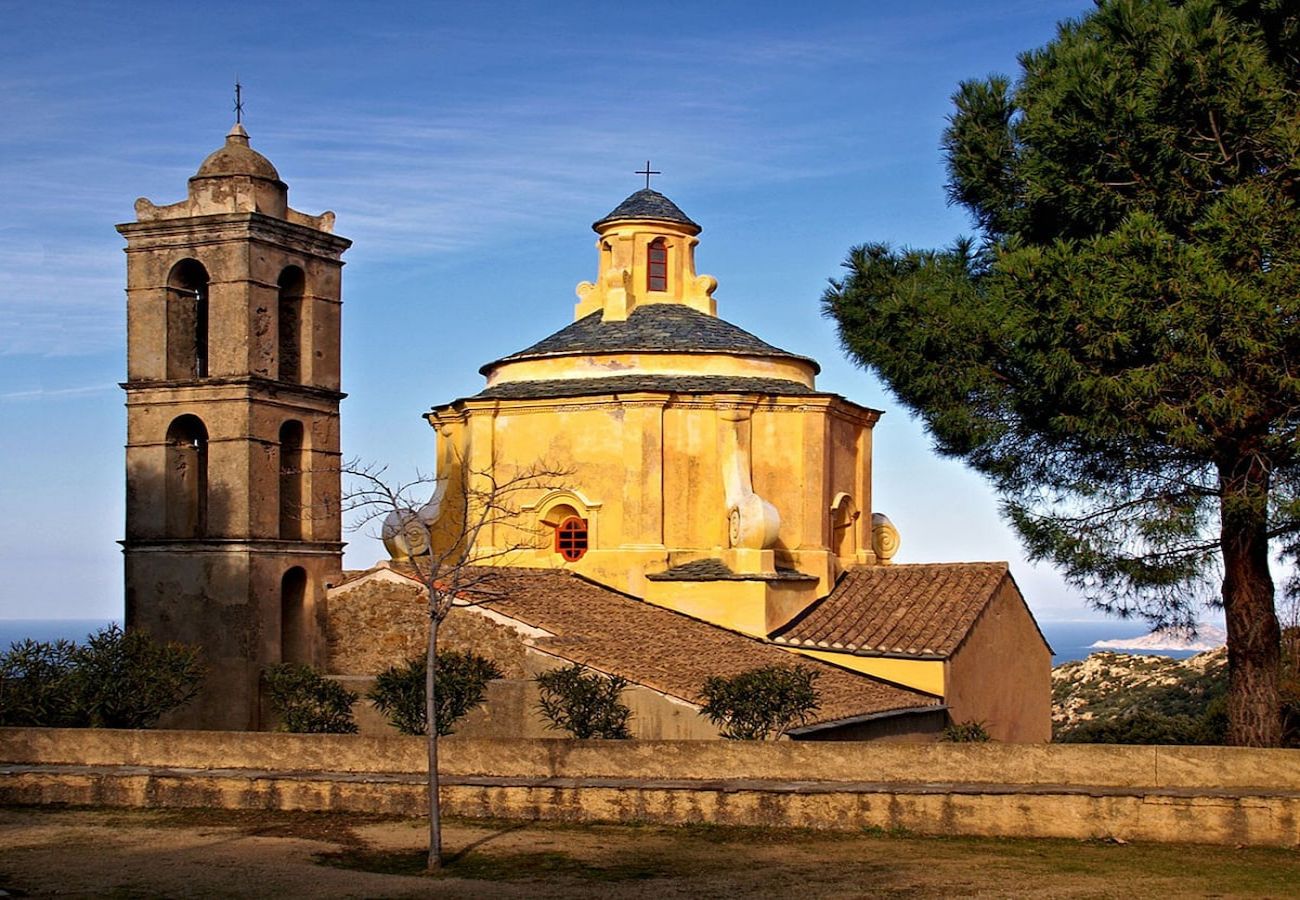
[635,160,661,190]
[234,79,244,125]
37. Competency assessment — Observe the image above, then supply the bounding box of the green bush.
[71,624,205,728]
[0,625,203,729]
[942,720,992,742]
[1057,707,1227,746]
[263,663,358,734]
[699,664,821,740]
[0,639,79,726]
[369,651,503,736]
[535,663,632,739]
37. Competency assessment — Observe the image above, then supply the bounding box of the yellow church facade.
[399,188,1051,739]
[119,124,1050,741]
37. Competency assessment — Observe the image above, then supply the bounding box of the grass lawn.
[1,806,1296,898]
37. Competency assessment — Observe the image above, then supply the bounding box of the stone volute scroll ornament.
[871,512,900,564]
[382,481,447,561]
[718,407,780,573]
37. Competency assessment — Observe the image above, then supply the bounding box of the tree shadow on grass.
[315,824,670,884]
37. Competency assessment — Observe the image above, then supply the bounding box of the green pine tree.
[823,0,1299,746]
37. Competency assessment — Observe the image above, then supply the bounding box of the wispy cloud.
[0,383,115,402]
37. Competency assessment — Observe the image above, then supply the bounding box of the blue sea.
[1039,620,1205,664]
[1,618,1207,665]
[0,619,118,649]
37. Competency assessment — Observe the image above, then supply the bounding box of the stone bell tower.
[118,122,351,730]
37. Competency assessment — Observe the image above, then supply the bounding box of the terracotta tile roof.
[480,304,819,375]
[471,375,816,402]
[355,564,941,727]
[772,563,1011,658]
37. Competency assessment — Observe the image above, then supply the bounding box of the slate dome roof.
[481,304,819,375]
[593,189,699,231]
[195,125,281,181]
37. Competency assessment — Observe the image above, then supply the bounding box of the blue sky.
[0,0,1161,623]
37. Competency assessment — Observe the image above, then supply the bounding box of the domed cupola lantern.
[576,187,717,322]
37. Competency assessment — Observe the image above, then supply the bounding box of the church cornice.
[117,212,352,259]
[121,375,346,403]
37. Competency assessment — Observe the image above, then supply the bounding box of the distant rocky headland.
[1089,623,1226,653]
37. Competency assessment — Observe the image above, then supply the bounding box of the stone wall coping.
[3,729,1298,793]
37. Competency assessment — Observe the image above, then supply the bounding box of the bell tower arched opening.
[277,266,305,383]
[165,415,208,538]
[280,566,308,664]
[279,420,305,540]
[166,259,209,380]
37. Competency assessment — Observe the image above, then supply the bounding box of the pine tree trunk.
[426,611,442,871]
[1219,457,1282,747]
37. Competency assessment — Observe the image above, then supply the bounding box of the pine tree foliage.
[823,0,1299,745]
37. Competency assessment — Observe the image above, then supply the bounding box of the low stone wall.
[3,728,1299,847]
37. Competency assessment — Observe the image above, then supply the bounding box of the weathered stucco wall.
[3,729,1299,847]
[325,583,721,740]
[945,577,1053,743]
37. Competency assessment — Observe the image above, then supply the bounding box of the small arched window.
[647,238,667,292]
[277,266,305,383]
[165,414,208,538]
[166,259,209,380]
[555,516,588,561]
[278,420,305,540]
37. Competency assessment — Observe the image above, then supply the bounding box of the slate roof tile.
[646,558,818,583]
[481,304,818,374]
[593,189,698,229]
[472,375,816,402]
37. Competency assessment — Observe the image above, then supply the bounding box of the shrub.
[0,625,203,729]
[71,625,204,728]
[263,663,358,734]
[534,663,632,739]
[699,664,821,740]
[369,651,503,736]
[1057,710,1211,745]
[942,720,991,743]
[0,639,79,726]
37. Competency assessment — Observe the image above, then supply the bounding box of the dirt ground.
[1,806,1297,899]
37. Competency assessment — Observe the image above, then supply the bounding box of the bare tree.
[343,452,566,871]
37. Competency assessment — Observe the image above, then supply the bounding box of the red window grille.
[555,516,588,561]
[647,238,667,292]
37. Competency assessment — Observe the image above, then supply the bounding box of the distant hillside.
[1052,648,1228,744]
[1051,629,1298,745]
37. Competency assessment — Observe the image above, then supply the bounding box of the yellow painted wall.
[427,390,878,623]
[793,648,947,697]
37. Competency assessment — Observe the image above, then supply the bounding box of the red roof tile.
[339,564,941,727]
[772,563,1011,658]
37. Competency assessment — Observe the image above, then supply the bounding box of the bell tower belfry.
[117,122,351,729]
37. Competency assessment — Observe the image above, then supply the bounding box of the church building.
[121,124,1052,741]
